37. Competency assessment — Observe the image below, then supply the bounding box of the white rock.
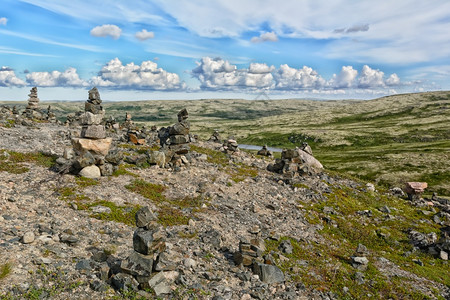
[366,183,376,192]
[440,250,448,261]
[183,258,197,268]
[79,165,101,178]
[22,231,35,244]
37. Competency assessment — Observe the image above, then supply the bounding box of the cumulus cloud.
[90,58,184,90]
[135,29,155,41]
[0,66,26,87]
[358,65,385,88]
[90,24,122,39]
[191,58,401,92]
[386,73,400,86]
[26,67,88,87]
[274,65,326,90]
[330,66,358,88]
[0,17,7,25]
[192,57,274,90]
[251,31,278,43]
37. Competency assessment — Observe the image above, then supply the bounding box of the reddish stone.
[405,182,428,194]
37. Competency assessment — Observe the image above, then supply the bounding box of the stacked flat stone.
[257,145,272,157]
[168,108,191,155]
[71,87,114,178]
[22,87,44,120]
[26,87,40,110]
[113,207,179,296]
[208,130,222,143]
[223,138,239,154]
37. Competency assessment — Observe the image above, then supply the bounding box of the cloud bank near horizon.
[1,57,401,94]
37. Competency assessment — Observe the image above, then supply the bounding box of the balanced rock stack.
[70,87,115,178]
[404,182,428,201]
[167,108,191,155]
[23,87,44,120]
[257,145,273,157]
[267,147,323,177]
[208,130,222,143]
[113,207,180,296]
[223,138,239,154]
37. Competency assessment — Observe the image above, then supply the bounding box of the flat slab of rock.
[405,182,427,194]
[72,137,112,156]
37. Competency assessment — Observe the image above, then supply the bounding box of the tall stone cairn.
[71,87,113,178]
[26,87,40,110]
[168,108,191,155]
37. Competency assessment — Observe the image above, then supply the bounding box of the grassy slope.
[2,91,449,194]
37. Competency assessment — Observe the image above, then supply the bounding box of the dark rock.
[111,273,139,292]
[120,251,153,277]
[90,280,108,292]
[105,150,124,165]
[133,227,166,255]
[252,263,285,284]
[135,206,157,228]
[99,163,114,176]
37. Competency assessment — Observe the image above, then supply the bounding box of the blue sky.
[1,0,450,100]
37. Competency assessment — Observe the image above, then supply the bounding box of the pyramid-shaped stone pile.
[22,87,44,120]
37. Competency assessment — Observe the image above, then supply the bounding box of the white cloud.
[251,31,278,43]
[135,29,155,41]
[358,65,385,88]
[90,58,185,90]
[386,73,400,86]
[90,24,122,39]
[0,66,26,87]
[330,66,358,88]
[192,57,274,90]
[0,17,7,25]
[274,65,326,90]
[26,67,88,87]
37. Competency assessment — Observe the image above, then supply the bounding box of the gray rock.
[81,125,106,139]
[111,273,139,292]
[147,271,179,296]
[154,251,177,272]
[278,239,293,254]
[351,256,369,270]
[252,263,285,284]
[105,150,124,165]
[76,259,94,271]
[135,206,157,228]
[133,227,166,255]
[22,231,35,244]
[147,151,166,168]
[99,163,114,176]
[79,165,101,178]
[120,251,153,277]
[439,250,448,260]
[90,280,109,292]
[91,205,111,214]
[356,244,368,255]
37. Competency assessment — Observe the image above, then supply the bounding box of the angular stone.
[351,256,369,270]
[99,163,114,176]
[153,251,177,272]
[120,251,154,277]
[111,273,138,292]
[73,151,95,169]
[133,227,166,255]
[85,102,103,114]
[169,135,190,145]
[169,143,189,155]
[105,150,124,165]
[81,125,106,139]
[72,138,112,156]
[80,111,104,125]
[148,271,179,296]
[79,165,101,178]
[177,108,188,121]
[147,151,165,168]
[234,252,254,266]
[440,250,448,260]
[252,263,285,284]
[169,121,190,135]
[135,206,157,228]
[129,133,146,145]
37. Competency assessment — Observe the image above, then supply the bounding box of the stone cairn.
[267,147,323,177]
[158,108,193,167]
[46,105,57,123]
[111,207,180,296]
[257,145,273,157]
[68,87,120,178]
[207,130,222,143]
[223,138,239,154]
[233,229,285,284]
[22,87,44,120]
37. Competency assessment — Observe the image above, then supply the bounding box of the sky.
[1,0,450,101]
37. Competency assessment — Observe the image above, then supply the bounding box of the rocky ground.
[0,123,449,300]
